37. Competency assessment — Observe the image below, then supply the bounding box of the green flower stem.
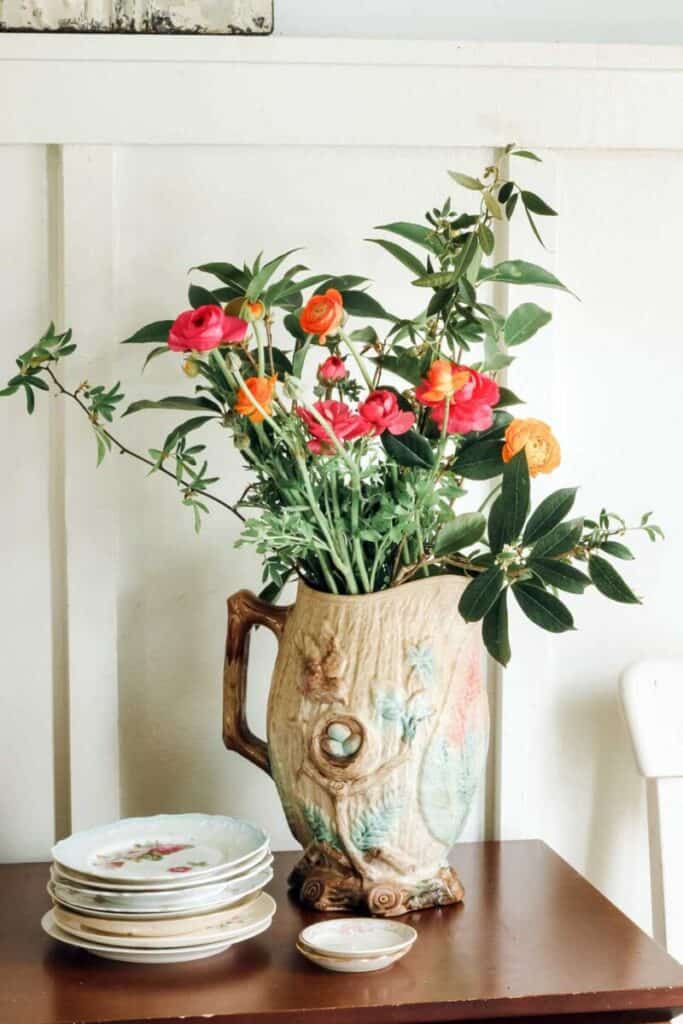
[252,319,266,377]
[339,329,375,392]
[295,454,359,594]
[350,480,371,593]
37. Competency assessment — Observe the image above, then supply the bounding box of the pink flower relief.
[317,355,348,383]
[168,865,193,873]
[168,305,248,353]
[297,400,371,455]
[359,389,415,436]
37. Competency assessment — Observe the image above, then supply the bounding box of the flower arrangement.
[1,145,662,666]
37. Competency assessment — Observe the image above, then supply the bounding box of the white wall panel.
[0,146,54,859]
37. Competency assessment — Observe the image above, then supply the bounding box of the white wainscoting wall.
[1,37,682,952]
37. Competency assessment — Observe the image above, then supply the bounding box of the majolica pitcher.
[222,575,488,916]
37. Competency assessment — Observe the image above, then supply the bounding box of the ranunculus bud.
[245,300,265,322]
[182,356,200,378]
[318,355,348,384]
[233,431,251,451]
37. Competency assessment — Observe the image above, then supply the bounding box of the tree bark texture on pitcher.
[222,576,489,916]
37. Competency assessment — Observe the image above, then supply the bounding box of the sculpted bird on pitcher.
[223,577,489,916]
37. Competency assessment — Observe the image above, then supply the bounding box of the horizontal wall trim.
[1,38,682,148]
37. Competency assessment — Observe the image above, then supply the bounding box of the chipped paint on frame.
[0,0,273,33]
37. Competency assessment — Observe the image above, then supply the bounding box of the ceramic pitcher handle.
[222,589,291,776]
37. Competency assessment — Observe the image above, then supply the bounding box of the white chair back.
[620,659,683,964]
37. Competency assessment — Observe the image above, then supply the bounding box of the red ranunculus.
[168,305,248,353]
[359,389,415,436]
[318,355,348,383]
[297,400,371,455]
[417,361,499,434]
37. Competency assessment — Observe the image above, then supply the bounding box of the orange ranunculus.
[502,418,561,477]
[415,359,471,404]
[299,289,344,344]
[233,375,277,424]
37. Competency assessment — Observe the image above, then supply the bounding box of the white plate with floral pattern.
[299,918,417,959]
[51,846,270,892]
[50,891,276,947]
[49,863,273,917]
[52,814,269,883]
[296,941,411,973]
[42,910,272,964]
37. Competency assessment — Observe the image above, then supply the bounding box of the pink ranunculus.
[429,368,499,434]
[297,400,371,455]
[318,355,348,383]
[168,305,248,353]
[359,389,415,436]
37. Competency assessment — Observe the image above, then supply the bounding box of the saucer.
[299,918,417,960]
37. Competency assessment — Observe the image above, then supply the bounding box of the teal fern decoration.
[301,801,341,850]
[350,790,404,852]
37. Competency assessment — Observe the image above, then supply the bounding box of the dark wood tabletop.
[1,841,682,1024]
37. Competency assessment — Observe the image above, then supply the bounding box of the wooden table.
[1,841,682,1024]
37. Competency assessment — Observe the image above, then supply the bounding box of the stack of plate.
[297,919,417,973]
[42,813,275,963]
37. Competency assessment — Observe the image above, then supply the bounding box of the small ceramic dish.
[296,941,410,973]
[50,891,276,949]
[299,918,417,960]
[51,847,272,892]
[48,859,273,912]
[42,911,271,964]
[52,814,268,884]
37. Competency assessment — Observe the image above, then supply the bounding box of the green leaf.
[453,439,504,480]
[382,429,435,469]
[366,238,427,277]
[341,290,395,321]
[122,320,173,345]
[370,352,425,388]
[521,191,557,216]
[246,249,301,301]
[523,487,578,544]
[189,284,221,309]
[448,171,483,191]
[483,591,511,666]
[530,558,591,594]
[123,395,221,417]
[434,513,486,556]
[163,415,215,453]
[412,271,458,289]
[501,449,530,543]
[504,303,552,346]
[315,275,369,293]
[600,540,634,560]
[483,193,504,220]
[588,554,640,604]
[477,223,495,256]
[487,495,505,554]
[512,149,542,162]
[142,345,171,373]
[513,582,574,632]
[375,221,438,252]
[283,313,307,344]
[530,517,583,559]
[496,386,525,408]
[193,262,248,288]
[292,337,312,379]
[505,194,519,219]
[458,567,505,623]
[478,260,570,294]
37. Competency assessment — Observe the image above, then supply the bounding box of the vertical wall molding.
[60,145,121,831]
[46,145,72,842]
